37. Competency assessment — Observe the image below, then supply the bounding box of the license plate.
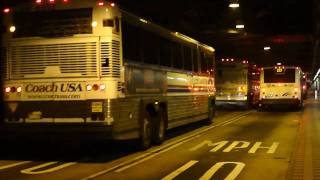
[28,111,42,119]
[92,102,103,112]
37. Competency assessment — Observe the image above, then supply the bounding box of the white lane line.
[83,111,253,179]
[21,162,76,175]
[83,136,199,179]
[221,115,248,127]
[199,162,245,180]
[0,161,31,170]
[161,160,198,180]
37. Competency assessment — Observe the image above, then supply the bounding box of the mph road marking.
[162,161,245,180]
[190,140,279,154]
[83,111,252,179]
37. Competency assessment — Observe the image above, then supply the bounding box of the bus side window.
[141,30,159,65]
[200,51,207,73]
[183,46,192,71]
[172,42,183,69]
[122,20,141,62]
[193,49,199,72]
[206,52,214,72]
[159,38,172,67]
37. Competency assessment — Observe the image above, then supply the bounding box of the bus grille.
[101,40,121,78]
[10,42,97,79]
[1,47,8,80]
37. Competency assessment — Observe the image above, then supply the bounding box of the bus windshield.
[264,68,296,83]
[13,8,92,38]
[216,65,247,84]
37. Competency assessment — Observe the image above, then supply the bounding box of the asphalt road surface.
[0,98,319,180]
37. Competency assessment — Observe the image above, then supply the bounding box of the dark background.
[0,0,318,75]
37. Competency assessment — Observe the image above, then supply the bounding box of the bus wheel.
[205,101,215,124]
[152,108,166,145]
[139,113,152,150]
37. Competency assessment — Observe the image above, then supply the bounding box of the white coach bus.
[1,0,215,149]
[258,63,303,110]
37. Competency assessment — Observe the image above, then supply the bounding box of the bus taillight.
[17,87,22,93]
[35,0,43,4]
[5,87,11,93]
[10,87,16,93]
[97,1,105,6]
[99,84,106,91]
[3,8,10,14]
[87,84,105,91]
[49,0,55,4]
[86,85,93,91]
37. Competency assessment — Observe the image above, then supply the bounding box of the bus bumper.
[216,100,248,107]
[258,98,301,106]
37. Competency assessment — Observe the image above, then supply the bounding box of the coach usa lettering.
[25,83,82,92]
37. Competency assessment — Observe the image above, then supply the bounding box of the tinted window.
[13,8,92,37]
[183,46,192,71]
[264,69,296,83]
[122,20,141,62]
[172,43,183,69]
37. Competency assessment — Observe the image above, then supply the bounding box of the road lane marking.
[84,136,199,179]
[162,160,198,180]
[199,162,245,180]
[115,140,190,172]
[223,141,250,152]
[189,140,229,152]
[20,162,76,174]
[83,111,253,179]
[248,142,279,154]
[0,161,31,170]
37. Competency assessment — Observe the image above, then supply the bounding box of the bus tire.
[152,108,166,145]
[205,100,215,124]
[139,112,152,150]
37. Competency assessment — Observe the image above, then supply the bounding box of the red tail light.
[97,1,104,6]
[3,8,10,14]
[35,0,43,4]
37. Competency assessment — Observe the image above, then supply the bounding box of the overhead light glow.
[264,46,271,50]
[229,3,240,8]
[236,24,245,29]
